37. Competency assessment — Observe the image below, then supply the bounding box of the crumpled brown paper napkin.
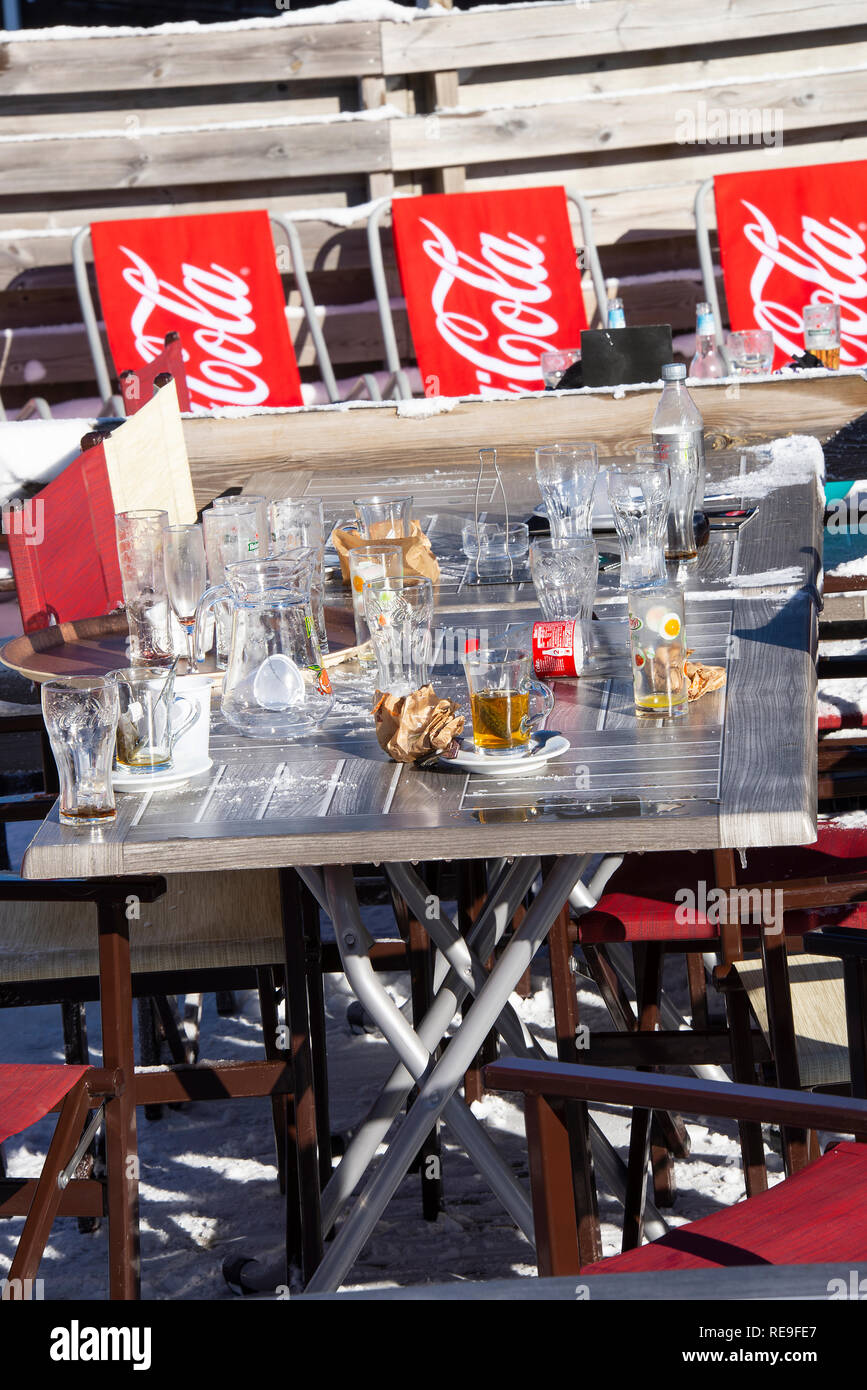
[373,684,464,765]
[684,650,726,701]
[333,521,440,585]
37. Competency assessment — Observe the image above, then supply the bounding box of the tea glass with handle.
[461,647,554,757]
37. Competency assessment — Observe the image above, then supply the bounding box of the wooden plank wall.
[1,0,865,407]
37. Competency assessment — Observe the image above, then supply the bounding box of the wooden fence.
[1,0,866,407]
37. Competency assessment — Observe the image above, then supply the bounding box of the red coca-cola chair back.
[390,187,588,397]
[90,209,303,411]
[7,439,123,633]
[713,160,867,369]
[119,331,191,414]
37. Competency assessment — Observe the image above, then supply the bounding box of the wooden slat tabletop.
[21,443,820,879]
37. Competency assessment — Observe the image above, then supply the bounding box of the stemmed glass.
[534,442,598,537]
[163,523,207,669]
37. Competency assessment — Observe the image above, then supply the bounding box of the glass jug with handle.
[194,552,333,738]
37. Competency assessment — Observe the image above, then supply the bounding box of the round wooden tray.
[0,606,357,684]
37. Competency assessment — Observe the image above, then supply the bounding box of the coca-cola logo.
[119,246,271,410]
[737,199,867,366]
[418,218,559,394]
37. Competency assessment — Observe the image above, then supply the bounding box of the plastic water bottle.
[652,362,706,524]
[689,301,727,378]
[608,296,626,328]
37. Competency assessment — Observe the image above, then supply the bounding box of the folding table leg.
[306,855,595,1293]
[97,899,141,1301]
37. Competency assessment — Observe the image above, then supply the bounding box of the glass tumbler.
[269,496,328,654]
[348,542,405,651]
[203,503,261,667]
[530,536,598,673]
[628,581,687,718]
[354,495,413,540]
[114,509,171,664]
[607,453,669,587]
[41,677,119,826]
[362,575,434,696]
[534,442,599,538]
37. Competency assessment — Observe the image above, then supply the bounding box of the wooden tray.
[0,606,357,684]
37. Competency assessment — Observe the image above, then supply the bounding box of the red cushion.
[574,827,867,944]
[585,1143,867,1273]
[0,1064,89,1146]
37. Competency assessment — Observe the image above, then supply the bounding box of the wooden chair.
[544,820,867,1240]
[0,1064,118,1296]
[485,1058,867,1277]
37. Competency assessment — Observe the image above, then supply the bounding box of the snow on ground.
[0,836,786,1298]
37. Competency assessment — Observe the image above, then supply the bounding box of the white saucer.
[113,756,213,791]
[440,734,570,775]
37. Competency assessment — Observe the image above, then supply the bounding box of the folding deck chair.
[367,186,608,400]
[694,160,867,365]
[73,210,345,416]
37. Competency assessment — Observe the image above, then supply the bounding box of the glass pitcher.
[194,553,333,738]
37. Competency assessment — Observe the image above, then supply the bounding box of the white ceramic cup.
[170,674,213,768]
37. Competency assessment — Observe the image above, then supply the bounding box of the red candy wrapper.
[531,619,582,678]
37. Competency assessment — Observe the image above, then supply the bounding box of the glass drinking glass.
[348,542,405,650]
[461,647,554,757]
[41,677,119,826]
[534,442,598,538]
[163,524,207,668]
[114,509,171,664]
[607,454,669,588]
[727,329,774,376]
[354,495,413,540]
[628,581,687,718]
[211,493,269,554]
[362,575,433,696]
[269,496,328,654]
[113,665,200,773]
[202,503,261,668]
[530,536,598,673]
[803,302,840,369]
[664,443,700,560]
[540,348,581,389]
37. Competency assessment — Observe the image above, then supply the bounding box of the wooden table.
[15,441,822,1294]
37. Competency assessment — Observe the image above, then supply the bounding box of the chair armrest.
[484,1058,867,1135]
[0,793,57,822]
[818,655,867,679]
[0,875,167,904]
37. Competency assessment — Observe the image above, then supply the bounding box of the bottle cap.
[662,363,686,381]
